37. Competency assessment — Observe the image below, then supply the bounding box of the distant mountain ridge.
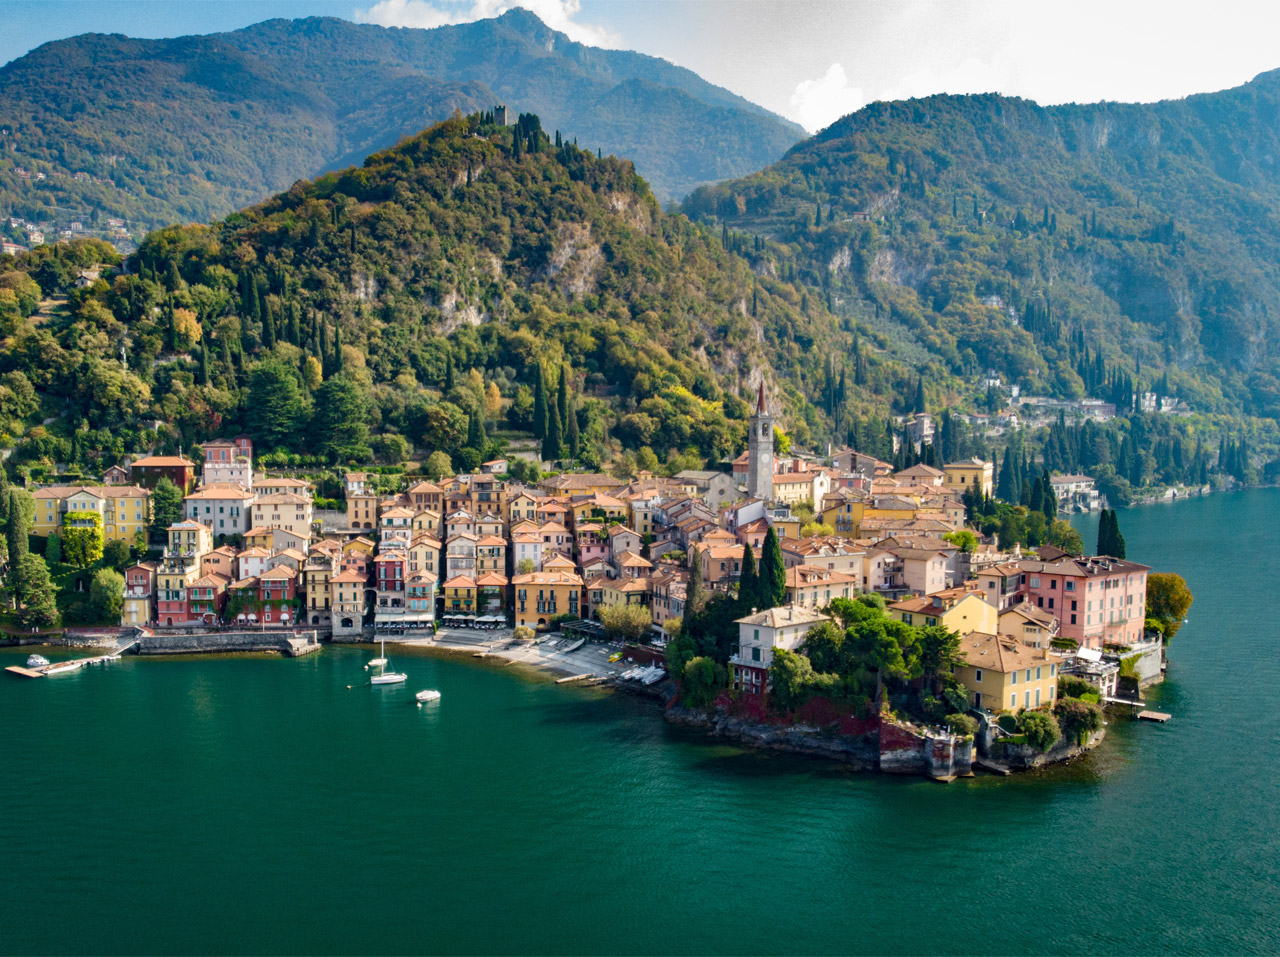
[0,10,802,231]
[684,72,1280,421]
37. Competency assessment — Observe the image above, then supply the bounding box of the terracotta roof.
[189,573,231,589]
[475,572,509,587]
[254,492,311,505]
[784,565,859,587]
[476,535,507,547]
[131,455,194,467]
[512,571,584,586]
[959,632,1049,673]
[442,575,477,589]
[33,484,148,499]
[735,604,830,628]
[185,484,256,500]
[330,570,368,584]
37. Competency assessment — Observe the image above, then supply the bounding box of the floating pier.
[1138,711,1171,723]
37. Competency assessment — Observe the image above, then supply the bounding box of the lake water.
[3,489,1278,955]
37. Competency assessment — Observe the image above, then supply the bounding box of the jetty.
[555,673,593,684]
[1138,710,1171,723]
[6,641,135,678]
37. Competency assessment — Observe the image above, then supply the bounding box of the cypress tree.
[262,296,276,349]
[7,489,29,586]
[467,411,486,453]
[686,550,703,616]
[542,401,562,462]
[913,377,925,414]
[1111,510,1127,559]
[997,446,1017,502]
[566,398,580,460]
[738,541,759,612]
[198,336,210,386]
[445,353,455,393]
[760,525,786,610]
[557,365,569,433]
[533,364,548,442]
[1097,509,1113,556]
[333,326,344,373]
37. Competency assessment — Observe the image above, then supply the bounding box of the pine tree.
[760,525,786,610]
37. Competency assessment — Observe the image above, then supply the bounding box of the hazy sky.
[7,0,1280,132]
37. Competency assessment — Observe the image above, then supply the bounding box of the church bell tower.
[746,381,774,502]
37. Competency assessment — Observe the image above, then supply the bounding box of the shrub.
[1054,697,1104,742]
[1058,675,1101,699]
[1018,709,1062,751]
[513,625,536,642]
[945,713,978,737]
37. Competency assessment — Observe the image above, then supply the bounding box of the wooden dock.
[5,665,46,679]
[555,673,593,684]
[1138,711,1171,723]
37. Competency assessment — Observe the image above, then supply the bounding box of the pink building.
[1014,555,1151,649]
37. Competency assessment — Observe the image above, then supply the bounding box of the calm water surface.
[2,489,1277,955]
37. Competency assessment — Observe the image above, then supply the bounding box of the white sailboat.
[369,637,407,685]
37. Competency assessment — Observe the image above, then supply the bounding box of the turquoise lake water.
[2,488,1277,955]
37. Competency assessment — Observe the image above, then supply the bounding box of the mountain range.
[0,10,802,229]
[685,73,1280,423]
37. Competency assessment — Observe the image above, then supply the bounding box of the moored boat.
[415,689,441,704]
[26,654,50,668]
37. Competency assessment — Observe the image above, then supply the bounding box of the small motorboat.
[26,654,50,668]
[415,689,441,704]
[42,659,84,676]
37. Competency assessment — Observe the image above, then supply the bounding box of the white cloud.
[353,0,621,48]
[788,63,865,133]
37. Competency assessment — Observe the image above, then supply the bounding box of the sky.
[6,0,1280,133]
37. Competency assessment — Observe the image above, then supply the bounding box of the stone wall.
[994,728,1106,770]
[878,719,973,779]
[136,631,320,655]
[666,706,879,769]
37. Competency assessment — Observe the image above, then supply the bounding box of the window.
[975,669,983,682]
[1070,614,1077,625]
[751,647,760,662]
[1036,666,1042,680]
[1029,576,1040,588]
[1071,600,1077,611]
[1011,671,1018,685]
[1050,664,1056,677]
[1010,693,1016,708]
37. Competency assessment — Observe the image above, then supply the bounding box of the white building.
[184,484,256,536]
[729,604,831,697]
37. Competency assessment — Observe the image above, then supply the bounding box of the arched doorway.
[341,618,354,629]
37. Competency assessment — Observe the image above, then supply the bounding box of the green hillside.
[683,77,1280,423]
[0,10,802,236]
[0,113,892,479]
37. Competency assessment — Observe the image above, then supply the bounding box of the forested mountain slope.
[684,75,1280,421]
[0,10,802,233]
[0,113,889,477]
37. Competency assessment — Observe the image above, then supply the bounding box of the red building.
[186,573,231,624]
[130,454,197,492]
[257,565,299,626]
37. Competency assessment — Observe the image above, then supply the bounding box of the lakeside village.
[9,384,1191,779]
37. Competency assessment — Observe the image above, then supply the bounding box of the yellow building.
[167,520,213,558]
[512,571,583,628]
[956,632,1059,713]
[601,576,649,609]
[250,492,314,543]
[888,590,997,635]
[943,458,994,498]
[441,575,478,615]
[32,484,151,544]
[783,565,859,608]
